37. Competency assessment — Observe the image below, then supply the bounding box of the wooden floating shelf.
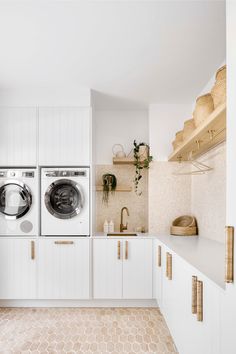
[168,103,226,162]
[96,185,132,192]
[113,157,136,165]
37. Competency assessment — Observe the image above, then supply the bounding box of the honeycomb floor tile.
[0,307,178,354]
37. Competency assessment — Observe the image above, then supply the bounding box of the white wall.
[149,103,193,161]
[94,110,149,164]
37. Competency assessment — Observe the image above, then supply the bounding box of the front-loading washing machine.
[0,168,38,236]
[41,167,90,236]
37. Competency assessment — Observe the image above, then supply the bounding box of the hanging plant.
[102,173,117,205]
[133,140,153,195]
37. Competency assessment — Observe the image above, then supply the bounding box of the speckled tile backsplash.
[96,165,148,233]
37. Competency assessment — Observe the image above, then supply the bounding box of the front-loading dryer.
[41,167,90,236]
[0,168,38,236]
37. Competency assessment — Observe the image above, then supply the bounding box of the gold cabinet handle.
[192,276,198,314]
[166,252,172,280]
[157,245,161,267]
[197,280,203,322]
[31,241,35,260]
[118,241,121,260]
[54,241,74,245]
[125,241,128,260]
[225,226,234,283]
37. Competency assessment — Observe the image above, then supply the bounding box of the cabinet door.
[0,238,36,299]
[154,240,163,308]
[93,239,122,299]
[122,239,152,299]
[0,108,37,166]
[38,238,90,299]
[38,107,90,166]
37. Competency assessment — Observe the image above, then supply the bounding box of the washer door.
[0,182,32,220]
[45,179,84,219]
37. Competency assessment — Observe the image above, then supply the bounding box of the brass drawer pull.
[197,280,203,322]
[125,241,128,260]
[166,252,172,280]
[192,276,198,314]
[157,245,161,267]
[54,241,74,245]
[118,241,121,260]
[225,226,234,283]
[31,241,35,260]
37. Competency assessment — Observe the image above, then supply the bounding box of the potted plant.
[102,173,117,205]
[133,140,153,195]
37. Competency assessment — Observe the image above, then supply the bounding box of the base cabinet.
[38,238,90,299]
[0,238,36,299]
[93,238,153,299]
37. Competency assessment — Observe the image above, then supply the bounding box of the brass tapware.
[197,280,203,322]
[225,226,234,283]
[31,241,35,260]
[125,241,128,260]
[118,241,121,260]
[192,276,198,314]
[157,245,161,267]
[54,241,74,245]
[120,207,129,232]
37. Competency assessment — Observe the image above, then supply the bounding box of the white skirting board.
[0,299,158,308]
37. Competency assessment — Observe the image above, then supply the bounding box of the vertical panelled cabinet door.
[0,108,37,166]
[38,238,90,299]
[38,107,91,166]
[0,239,37,299]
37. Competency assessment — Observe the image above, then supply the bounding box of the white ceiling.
[0,1,226,108]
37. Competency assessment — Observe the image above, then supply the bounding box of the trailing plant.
[133,140,153,195]
[102,173,117,205]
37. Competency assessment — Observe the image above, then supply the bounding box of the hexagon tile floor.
[0,307,178,354]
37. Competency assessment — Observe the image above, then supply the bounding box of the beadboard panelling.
[191,143,226,243]
[96,165,148,232]
[0,107,37,166]
[38,107,90,166]
[149,161,191,234]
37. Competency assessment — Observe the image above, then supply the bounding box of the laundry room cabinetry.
[157,242,221,354]
[0,238,37,299]
[38,238,90,299]
[93,238,153,299]
[154,240,163,307]
[38,107,91,166]
[0,107,37,166]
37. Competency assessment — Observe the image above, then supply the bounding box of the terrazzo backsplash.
[96,165,148,233]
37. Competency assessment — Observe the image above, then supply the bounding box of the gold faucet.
[120,207,130,232]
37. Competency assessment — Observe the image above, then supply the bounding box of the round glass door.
[0,182,32,219]
[45,179,84,219]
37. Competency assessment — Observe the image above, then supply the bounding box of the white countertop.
[93,232,225,289]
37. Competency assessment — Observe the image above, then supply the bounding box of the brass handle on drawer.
[125,241,128,260]
[166,252,172,280]
[197,280,203,322]
[31,241,35,260]
[54,241,74,245]
[157,245,161,267]
[192,276,198,314]
[225,226,234,283]
[118,241,121,260]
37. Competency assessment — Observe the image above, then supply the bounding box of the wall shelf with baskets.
[168,103,226,162]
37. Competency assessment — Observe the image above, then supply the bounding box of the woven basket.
[193,93,214,127]
[216,65,226,81]
[183,119,195,141]
[211,79,226,108]
[172,130,183,151]
[170,215,198,236]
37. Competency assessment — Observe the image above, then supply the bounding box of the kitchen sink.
[107,233,138,237]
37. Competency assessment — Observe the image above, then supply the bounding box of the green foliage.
[133,140,153,195]
[102,173,117,205]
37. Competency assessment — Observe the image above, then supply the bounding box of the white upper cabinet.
[0,107,37,166]
[38,107,91,166]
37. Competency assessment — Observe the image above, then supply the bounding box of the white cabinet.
[93,238,153,299]
[38,238,90,299]
[154,240,163,307]
[0,107,37,166]
[38,107,91,166]
[0,238,36,299]
[93,239,122,299]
